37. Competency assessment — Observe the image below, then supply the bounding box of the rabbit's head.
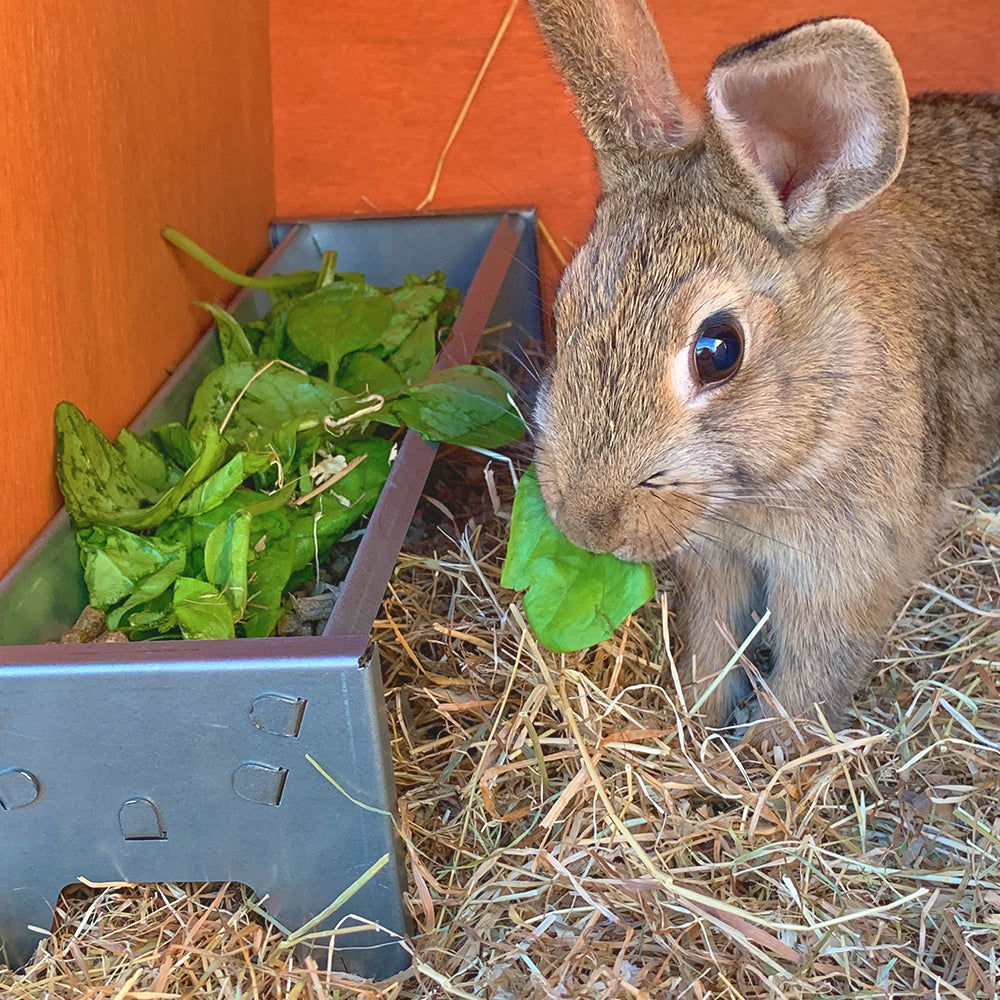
[530,4,909,562]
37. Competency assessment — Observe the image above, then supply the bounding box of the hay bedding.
[4,449,1000,1000]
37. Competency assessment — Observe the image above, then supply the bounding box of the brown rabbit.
[528,1,1000,739]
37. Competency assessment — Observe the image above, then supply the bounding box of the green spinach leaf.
[382,366,525,448]
[197,302,256,364]
[188,361,348,444]
[286,283,393,374]
[174,577,236,639]
[501,466,656,652]
[77,525,187,630]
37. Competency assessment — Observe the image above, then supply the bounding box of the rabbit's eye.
[692,313,743,386]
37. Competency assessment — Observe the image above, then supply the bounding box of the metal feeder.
[0,211,540,978]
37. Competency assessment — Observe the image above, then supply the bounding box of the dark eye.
[692,312,743,386]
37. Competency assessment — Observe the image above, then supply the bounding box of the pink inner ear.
[711,60,872,207]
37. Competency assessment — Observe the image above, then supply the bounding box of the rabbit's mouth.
[561,484,707,564]
[534,431,714,562]
[613,541,655,563]
[610,523,694,563]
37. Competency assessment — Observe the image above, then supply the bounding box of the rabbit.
[527,0,1000,742]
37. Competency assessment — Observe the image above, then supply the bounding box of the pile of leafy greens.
[54,229,524,640]
[500,466,656,653]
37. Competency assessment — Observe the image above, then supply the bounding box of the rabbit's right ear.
[529,0,699,155]
[707,19,908,241]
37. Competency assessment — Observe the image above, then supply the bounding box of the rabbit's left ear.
[707,18,908,241]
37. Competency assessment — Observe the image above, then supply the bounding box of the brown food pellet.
[59,605,107,643]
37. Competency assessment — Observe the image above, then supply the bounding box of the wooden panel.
[271,0,1000,325]
[0,2,274,578]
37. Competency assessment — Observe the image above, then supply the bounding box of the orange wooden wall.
[271,0,1000,307]
[4,1,1000,581]
[0,2,274,579]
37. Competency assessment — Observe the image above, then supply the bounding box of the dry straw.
[5,451,999,999]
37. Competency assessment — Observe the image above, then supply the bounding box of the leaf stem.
[315,249,340,288]
[160,226,316,290]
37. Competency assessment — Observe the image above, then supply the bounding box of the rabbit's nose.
[561,504,627,556]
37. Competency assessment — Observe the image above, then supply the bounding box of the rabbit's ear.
[707,19,908,241]
[530,0,699,152]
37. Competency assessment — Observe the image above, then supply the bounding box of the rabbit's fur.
[529,1,1000,738]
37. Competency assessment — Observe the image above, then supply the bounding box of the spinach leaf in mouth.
[501,466,656,653]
